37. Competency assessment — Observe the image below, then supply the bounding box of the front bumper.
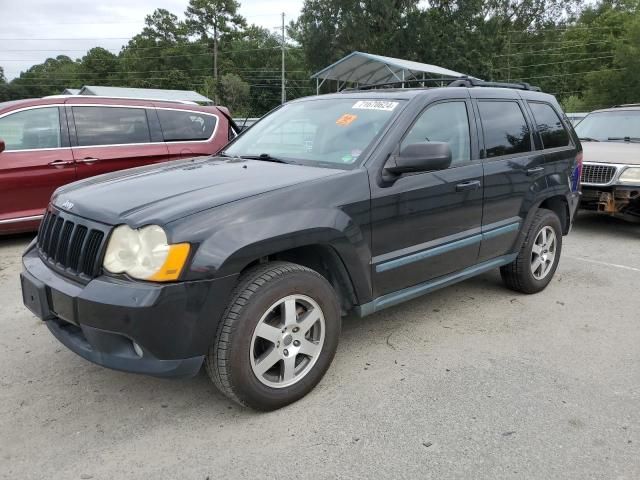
[580,184,640,220]
[21,245,238,378]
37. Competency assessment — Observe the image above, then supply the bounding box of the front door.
[0,106,75,228]
[370,99,484,297]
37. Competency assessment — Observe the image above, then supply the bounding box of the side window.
[478,101,532,158]
[0,107,61,151]
[402,101,471,166]
[73,107,151,146]
[529,102,570,149]
[157,110,217,142]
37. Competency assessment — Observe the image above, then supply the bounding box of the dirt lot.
[1,212,639,480]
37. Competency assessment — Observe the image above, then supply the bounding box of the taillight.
[573,151,583,191]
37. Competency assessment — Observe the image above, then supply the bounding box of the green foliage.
[218,73,250,114]
[1,0,639,115]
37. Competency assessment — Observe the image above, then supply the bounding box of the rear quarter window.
[529,102,570,149]
[478,101,532,158]
[157,110,217,142]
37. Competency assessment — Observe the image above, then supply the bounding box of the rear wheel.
[500,208,563,294]
[206,261,341,410]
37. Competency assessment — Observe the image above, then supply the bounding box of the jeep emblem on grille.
[61,200,74,210]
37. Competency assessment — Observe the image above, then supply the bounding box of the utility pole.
[281,12,286,104]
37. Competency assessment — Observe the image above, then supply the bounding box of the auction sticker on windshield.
[336,113,358,126]
[352,100,398,111]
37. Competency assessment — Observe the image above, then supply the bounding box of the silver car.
[575,104,640,221]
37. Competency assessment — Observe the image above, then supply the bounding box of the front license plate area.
[20,272,53,320]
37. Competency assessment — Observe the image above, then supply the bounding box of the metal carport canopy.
[311,51,475,92]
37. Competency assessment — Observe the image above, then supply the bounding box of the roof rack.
[342,77,542,92]
[42,94,202,105]
[613,103,640,108]
[448,77,542,92]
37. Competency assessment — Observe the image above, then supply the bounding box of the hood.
[53,157,343,226]
[582,141,640,165]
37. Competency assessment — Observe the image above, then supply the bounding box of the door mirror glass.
[0,139,5,154]
[386,142,452,175]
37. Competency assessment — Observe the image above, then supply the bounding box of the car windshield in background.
[224,98,404,167]
[575,110,640,142]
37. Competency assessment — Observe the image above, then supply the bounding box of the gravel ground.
[1,212,639,480]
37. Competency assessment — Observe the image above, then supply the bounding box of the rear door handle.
[80,157,99,164]
[456,180,481,192]
[527,166,544,176]
[48,159,74,168]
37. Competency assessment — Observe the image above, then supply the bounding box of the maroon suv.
[0,95,236,234]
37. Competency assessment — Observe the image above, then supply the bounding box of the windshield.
[575,110,640,142]
[224,98,404,167]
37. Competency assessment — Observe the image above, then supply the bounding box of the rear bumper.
[21,246,238,378]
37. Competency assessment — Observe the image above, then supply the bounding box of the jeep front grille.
[581,164,617,185]
[37,210,108,279]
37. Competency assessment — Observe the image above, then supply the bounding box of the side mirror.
[385,142,452,176]
[0,139,5,154]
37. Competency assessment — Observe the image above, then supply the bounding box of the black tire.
[205,261,341,411]
[500,208,563,294]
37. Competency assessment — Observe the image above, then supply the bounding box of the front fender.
[192,208,371,302]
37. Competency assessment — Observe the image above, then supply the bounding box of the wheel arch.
[515,193,570,251]
[241,244,361,315]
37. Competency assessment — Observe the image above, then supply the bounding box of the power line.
[494,41,614,56]
[496,54,615,70]
[516,67,626,81]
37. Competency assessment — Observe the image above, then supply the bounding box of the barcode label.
[352,101,399,111]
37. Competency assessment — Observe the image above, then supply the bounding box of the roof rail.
[341,77,542,92]
[447,77,542,92]
[613,103,640,108]
[342,78,465,91]
[42,94,203,106]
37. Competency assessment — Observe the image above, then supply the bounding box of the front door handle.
[527,166,545,176]
[80,157,99,164]
[48,159,74,168]
[456,180,481,192]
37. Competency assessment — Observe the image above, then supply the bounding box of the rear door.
[473,94,544,262]
[0,105,75,226]
[69,105,168,180]
[156,107,222,159]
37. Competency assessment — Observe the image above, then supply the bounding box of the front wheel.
[500,208,563,294]
[206,261,341,410]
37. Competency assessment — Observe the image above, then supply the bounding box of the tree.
[185,0,247,87]
[119,8,209,91]
[218,73,250,114]
[79,47,119,85]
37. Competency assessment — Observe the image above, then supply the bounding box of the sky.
[0,0,304,81]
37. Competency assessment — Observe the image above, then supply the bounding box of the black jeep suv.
[21,80,582,410]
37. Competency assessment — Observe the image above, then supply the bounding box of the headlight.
[619,167,640,184]
[103,225,190,282]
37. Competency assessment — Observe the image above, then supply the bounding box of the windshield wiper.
[239,153,296,164]
[607,136,640,143]
[579,137,600,142]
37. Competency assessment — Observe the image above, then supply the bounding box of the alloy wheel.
[531,226,557,280]
[250,294,326,389]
